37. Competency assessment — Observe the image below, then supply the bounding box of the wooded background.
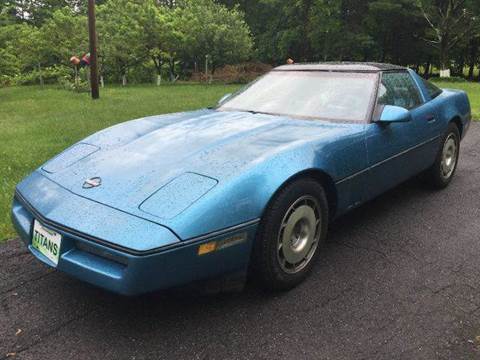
[1,0,480,86]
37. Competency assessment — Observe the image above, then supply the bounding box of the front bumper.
[12,174,257,296]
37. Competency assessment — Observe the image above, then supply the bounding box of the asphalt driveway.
[2,123,480,360]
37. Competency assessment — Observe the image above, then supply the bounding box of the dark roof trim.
[274,62,406,72]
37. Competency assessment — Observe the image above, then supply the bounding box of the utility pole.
[88,0,100,99]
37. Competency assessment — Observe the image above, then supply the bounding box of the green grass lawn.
[0,81,479,242]
[0,84,241,241]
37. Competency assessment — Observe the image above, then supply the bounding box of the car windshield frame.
[217,70,381,124]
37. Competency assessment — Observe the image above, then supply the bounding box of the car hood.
[40,109,348,224]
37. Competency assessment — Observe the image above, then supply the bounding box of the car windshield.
[218,71,379,123]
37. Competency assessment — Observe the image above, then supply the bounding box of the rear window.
[422,78,442,99]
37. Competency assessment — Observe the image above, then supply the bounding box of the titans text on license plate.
[32,220,62,266]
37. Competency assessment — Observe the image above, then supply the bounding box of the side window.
[377,72,422,110]
[421,78,442,99]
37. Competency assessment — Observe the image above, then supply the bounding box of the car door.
[365,70,436,199]
[408,70,444,160]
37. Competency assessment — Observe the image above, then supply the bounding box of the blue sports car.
[12,63,471,295]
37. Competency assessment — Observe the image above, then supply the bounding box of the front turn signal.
[198,241,217,256]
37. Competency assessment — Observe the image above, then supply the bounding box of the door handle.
[425,114,436,122]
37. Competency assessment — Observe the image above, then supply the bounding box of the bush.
[0,75,15,87]
[191,62,272,84]
[58,76,91,92]
[15,65,73,86]
[429,75,467,83]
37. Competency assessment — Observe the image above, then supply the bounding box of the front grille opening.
[75,241,129,266]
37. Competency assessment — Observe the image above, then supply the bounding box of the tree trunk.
[152,55,163,85]
[363,52,369,62]
[211,61,217,75]
[38,63,44,86]
[468,61,475,80]
[380,34,387,63]
[204,56,209,83]
[322,33,329,61]
[169,59,176,82]
[122,74,127,86]
[424,60,431,79]
[74,66,79,87]
[439,35,450,76]
[456,58,465,77]
[468,39,478,80]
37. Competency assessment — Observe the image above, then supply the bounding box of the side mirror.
[378,105,412,123]
[218,93,232,106]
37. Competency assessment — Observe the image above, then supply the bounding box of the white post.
[439,69,451,78]
[38,62,44,86]
[100,75,104,88]
[209,56,213,84]
[74,66,79,87]
[122,74,127,86]
[157,74,161,86]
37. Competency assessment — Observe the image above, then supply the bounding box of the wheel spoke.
[276,195,322,274]
[440,134,458,180]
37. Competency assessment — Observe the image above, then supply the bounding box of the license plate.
[32,220,62,266]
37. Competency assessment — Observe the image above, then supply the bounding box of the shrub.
[15,65,73,86]
[429,75,467,83]
[0,75,15,87]
[191,62,272,84]
[58,76,91,92]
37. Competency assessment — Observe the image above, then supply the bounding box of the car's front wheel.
[252,178,329,291]
[424,123,460,189]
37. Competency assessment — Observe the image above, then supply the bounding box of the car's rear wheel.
[252,178,329,291]
[424,123,460,189]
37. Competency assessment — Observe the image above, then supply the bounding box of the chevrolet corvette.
[12,63,471,295]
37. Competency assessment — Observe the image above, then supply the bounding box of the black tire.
[424,123,460,189]
[252,178,329,291]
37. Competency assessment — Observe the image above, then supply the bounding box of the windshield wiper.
[218,108,275,116]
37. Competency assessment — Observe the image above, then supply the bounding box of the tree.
[138,0,182,83]
[0,25,21,77]
[175,0,253,72]
[2,0,480,86]
[97,0,146,85]
[0,0,18,25]
[418,0,477,71]
[243,0,288,64]
[308,0,343,61]
[365,0,429,66]
[39,8,88,67]
[0,23,40,76]
[465,0,480,79]
[2,0,106,25]
[156,0,185,8]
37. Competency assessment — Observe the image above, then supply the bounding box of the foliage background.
[1,0,480,85]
